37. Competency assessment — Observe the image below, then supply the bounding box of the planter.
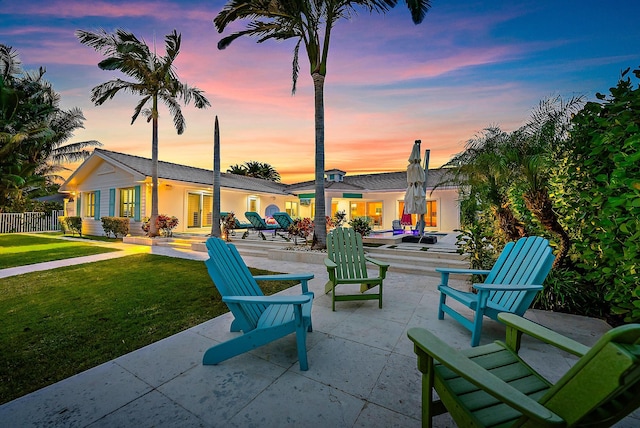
[267,249,326,264]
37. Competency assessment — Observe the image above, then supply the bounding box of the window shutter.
[94,190,101,220]
[109,188,115,216]
[76,195,81,217]
[134,185,141,221]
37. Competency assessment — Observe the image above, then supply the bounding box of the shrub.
[142,215,179,237]
[101,217,130,238]
[326,210,346,230]
[288,217,314,245]
[221,212,236,242]
[348,216,372,236]
[58,216,82,236]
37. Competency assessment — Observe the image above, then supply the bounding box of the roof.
[62,149,456,195]
[93,149,291,195]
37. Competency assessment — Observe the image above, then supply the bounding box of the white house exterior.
[59,149,460,237]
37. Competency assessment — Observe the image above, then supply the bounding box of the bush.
[326,210,346,230]
[142,215,179,237]
[58,216,82,236]
[101,217,130,238]
[288,217,314,245]
[221,212,236,242]
[348,217,372,236]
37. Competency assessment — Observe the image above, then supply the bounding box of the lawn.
[0,253,298,404]
[0,234,120,269]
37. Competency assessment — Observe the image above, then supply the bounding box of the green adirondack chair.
[437,236,555,346]
[202,237,314,370]
[324,227,390,311]
[408,312,640,428]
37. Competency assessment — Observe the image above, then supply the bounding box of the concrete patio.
[1,242,638,427]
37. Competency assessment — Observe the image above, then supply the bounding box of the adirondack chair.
[324,227,390,311]
[408,312,640,428]
[245,211,285,239]
[437,236,554,346]
[202,237,314,370]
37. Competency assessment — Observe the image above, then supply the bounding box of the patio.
[0,243,638,427]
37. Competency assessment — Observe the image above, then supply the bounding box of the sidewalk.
[1,240,638,427]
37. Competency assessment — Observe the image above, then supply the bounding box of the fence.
[0,210,64,234]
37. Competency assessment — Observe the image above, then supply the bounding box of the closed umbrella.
[404,141,427,216]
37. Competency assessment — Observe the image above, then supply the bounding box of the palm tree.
[76,29,210,235]
[214,0,432,248]
[227,164,248,175]
[227,161,281,181]
[437,126,527,242]
[505,96,583,268]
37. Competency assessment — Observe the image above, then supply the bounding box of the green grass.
[0,234,119,269]
[0,253,297,404]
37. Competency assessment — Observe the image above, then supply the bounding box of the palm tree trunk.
[493,204,528,241]
[524,189,570,268]
[210,116,221,237]
[311,72,327,249]
[149,97,159,237]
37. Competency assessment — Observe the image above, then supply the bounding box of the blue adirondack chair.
[202,237,315,370]
[436,236,555,346]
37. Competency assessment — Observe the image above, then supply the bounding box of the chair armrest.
[407,327,565,426]
[223,295,311,305]
[498,313,591,357]
[473,283,543,292]
[324,257,337,269]
[435,268,491,286]
[365,256,390,269]
[254,273,314,293]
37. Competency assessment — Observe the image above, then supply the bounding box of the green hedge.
[101,217,130,238]
[58,216,82,236]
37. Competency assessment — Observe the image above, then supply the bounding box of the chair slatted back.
[485,236,555,314]
[205,237,266,331]
[273,212,294,229]
[536,325,640,427]
[327,228,369,280]
[245,211,268,229]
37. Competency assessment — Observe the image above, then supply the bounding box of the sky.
[1,1,639,184]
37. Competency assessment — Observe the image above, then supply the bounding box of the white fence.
[0,211,64,233]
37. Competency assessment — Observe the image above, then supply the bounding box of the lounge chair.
[245,211,287,240]
[220,212,252,238]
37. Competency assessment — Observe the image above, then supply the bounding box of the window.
[247,196,258,213]
[120,188,135,218]
[425,200,437,227]
[86,192,96,218]
[285,201,299,217]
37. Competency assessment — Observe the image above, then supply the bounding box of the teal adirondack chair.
[437,236,554,346]
[408,313,640,427]
[202,237,314,370]
[324,227,389,311]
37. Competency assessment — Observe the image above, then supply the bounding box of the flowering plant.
[288,217,314,245]
[221,212,236,241]
[142,214,179,237]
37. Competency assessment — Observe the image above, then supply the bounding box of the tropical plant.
[226,161,281,181]
[562,66,640,322]
[75,29,210,236]
[348,216,372,236]
[288,217,314,245]
[221,211,236,241]
[214,0,433,249]
[142,214,179,237]
[0,44,99,211]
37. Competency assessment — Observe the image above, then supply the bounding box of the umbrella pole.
[418,149,430,244]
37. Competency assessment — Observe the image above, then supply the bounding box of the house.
[59,149,460,236]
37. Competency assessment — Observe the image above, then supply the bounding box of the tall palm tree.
[505,96,583,268]
[76,29,210,236]
[214,0,432,248]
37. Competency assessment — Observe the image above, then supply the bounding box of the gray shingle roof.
[95,149,291,195]
[93,149,455,195]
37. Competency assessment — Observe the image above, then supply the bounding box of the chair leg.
[470,309,485,347]
[438,293,446,320]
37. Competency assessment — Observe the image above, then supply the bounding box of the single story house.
[59,149,460,237]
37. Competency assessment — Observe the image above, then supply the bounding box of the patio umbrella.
[404,141,427,217]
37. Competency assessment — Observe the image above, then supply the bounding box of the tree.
[227,160,281,181]
[76,29,210,235]
[1,44,99,211]
[214,0,432,248]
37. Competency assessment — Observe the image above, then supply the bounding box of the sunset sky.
[1,1,639,183]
